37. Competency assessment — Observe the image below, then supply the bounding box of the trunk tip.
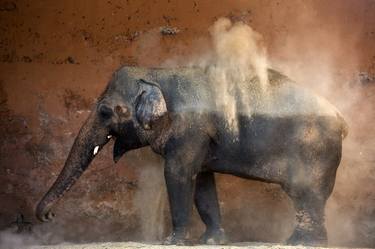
[36,203,55,222]
[36,211,55,222]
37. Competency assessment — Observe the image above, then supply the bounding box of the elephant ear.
[135,79,167,130]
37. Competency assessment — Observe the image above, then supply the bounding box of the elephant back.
[254,70,342,119]
[154,67,217,114]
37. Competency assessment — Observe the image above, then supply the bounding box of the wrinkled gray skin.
[36,66,347,246]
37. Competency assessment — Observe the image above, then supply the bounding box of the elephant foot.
[199,228,227,245]
[163,232,191,246]
[287,227,327,246]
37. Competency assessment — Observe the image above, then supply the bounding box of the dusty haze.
[0,0,374,248]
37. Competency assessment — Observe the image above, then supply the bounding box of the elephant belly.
[207,113,343,183]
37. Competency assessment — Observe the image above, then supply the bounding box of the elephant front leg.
[163,164,195,245]
[195,171,227,245]
[162,134,209,245]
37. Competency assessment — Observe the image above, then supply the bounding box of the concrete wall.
[0,0,374,247]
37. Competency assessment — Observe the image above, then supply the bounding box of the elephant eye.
[115,105,124,114]
[98,104,113,119]
[115,105,130,118]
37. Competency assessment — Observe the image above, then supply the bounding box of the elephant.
[36,66,348,246]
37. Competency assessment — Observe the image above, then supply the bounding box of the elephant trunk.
[36,112,110,222]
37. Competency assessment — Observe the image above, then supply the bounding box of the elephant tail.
[337,113,349,139]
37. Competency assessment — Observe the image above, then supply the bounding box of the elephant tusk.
[93,146,99,155]
[143,123,150,130]
[107,135,112,139]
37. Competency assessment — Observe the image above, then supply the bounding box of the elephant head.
[36,69,167,222]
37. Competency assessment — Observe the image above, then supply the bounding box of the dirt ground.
[0,0,375,248]
[25,241,371,249]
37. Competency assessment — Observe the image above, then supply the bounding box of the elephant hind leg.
[286,187,329,246]
[286,132,342,246]
[285,160,337,246]
[194,171,227,245]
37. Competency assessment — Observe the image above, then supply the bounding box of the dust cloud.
[208,17,268,89]
[0,223,69,249]
[130,148,168,243]
[133,162,167,242]
[0,230,38,249]
[163,17,270,132]
[206,18,269,132]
